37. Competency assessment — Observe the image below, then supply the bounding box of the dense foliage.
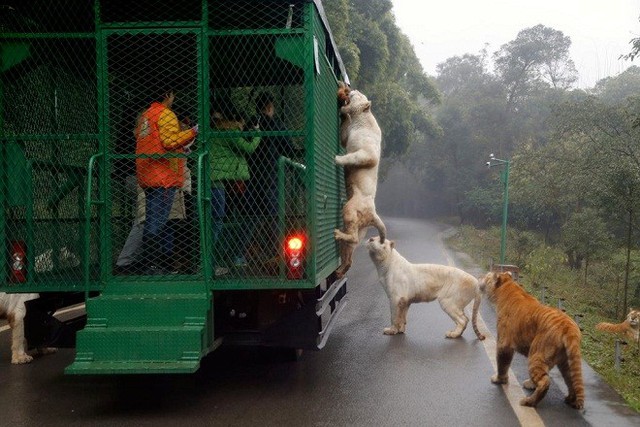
[323,0,441,159]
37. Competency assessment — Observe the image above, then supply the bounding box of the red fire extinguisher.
[9,240,27,283]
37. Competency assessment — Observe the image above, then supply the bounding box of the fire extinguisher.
[9,240,27,283]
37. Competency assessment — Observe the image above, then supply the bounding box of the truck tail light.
[9,240,27,283]
[284,234,305,279]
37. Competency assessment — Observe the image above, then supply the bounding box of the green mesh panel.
[311,10,345,280]
[100,0,202,24]
[1,0,345,292]
[0,2,95,33]
[1,2,99,291]
[209,1,305,30]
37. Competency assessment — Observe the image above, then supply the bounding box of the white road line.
[0,303,85,334]
[441,242,545,427]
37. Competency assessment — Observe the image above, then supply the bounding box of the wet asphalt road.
[1,217,639,426]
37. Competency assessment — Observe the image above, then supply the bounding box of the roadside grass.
[443,224,640,413]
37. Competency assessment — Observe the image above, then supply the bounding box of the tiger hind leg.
[520,356,550,407]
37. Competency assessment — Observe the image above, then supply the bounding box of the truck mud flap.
[315,275,347,349]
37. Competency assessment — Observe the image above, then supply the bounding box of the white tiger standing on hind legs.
[1,292,56,364]
[334,83,386,278]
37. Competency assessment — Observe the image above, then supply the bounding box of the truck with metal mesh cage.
[0,0,349,374]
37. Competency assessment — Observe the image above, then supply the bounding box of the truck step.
[85,294,210,327]
[72,326,205,363]
[66,360,201,375]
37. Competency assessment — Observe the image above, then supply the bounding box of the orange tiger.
[595,309,639,345]
[337,81,351,108]
[481,272,585,409]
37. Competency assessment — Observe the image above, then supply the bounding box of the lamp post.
[486,153,510,265]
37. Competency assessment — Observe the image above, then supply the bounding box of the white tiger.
[1,293,56,364]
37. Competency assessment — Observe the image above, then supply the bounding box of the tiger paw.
[564,394,584,409]
[519,397,537,407]
[383,326,401,335]
[11,353,34,364]
[445,330,463,339]
[491,374,508,384]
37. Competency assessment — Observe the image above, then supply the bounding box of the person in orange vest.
[135,90,198,274]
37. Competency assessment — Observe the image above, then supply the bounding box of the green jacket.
[209,134,260,186]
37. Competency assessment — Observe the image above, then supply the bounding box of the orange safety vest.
[135,102,192,188]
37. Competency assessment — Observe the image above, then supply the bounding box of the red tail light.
[9,240,27,283]
[284,234,305,279]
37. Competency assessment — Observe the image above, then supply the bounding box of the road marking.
[441,242,545,427]
[0,303,85,333]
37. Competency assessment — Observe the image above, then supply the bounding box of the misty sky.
[391,0,640,88]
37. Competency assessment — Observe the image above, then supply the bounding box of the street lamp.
[486,153,510,265]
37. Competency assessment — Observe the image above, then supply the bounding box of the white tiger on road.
[366,236,485,340]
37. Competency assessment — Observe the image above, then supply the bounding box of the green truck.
[0,0,349,374]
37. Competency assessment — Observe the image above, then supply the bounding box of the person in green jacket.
[210,106,260,274]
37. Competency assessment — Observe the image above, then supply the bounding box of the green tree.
[322,0,361,81]
[561,208,612,284]
[622,15,640,62]
[507,94,599,241]
[324,0,440,158]
[494,25,577,111]
[597,166,640,316]
[540,95,640,314]
[406,52,504,218]
[591,66,640,105]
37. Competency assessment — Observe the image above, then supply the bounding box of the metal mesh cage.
[1,0,346,292]
[100,0,202,24]
[1,3,99,290]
